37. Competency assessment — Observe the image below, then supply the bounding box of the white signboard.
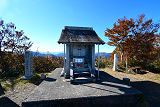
[73,58,84,63]
[24,51,33,79]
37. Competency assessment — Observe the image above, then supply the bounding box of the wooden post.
[97,45,100,80]
[65,44,70,79]
[125,52,128,72]
[92,45,95,70]
[60,44,66,77]
[126,56,128,72]
[64,44,66,71]
[113,54,117,71]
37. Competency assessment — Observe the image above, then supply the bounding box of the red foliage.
[105,14,160,68]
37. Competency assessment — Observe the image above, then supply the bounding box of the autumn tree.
[0,20,32,54]
[0,19,33,77]
[105,14,160,70]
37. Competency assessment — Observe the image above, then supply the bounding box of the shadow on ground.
[0,83,4,96]
[29,78,43,86]
[44,77,56,82]
[0,96,20,107]
[73,70,160,107]
[30,76,56,85]
[97,70,125,83]
[100,70,160,107]
[131,81,160,107]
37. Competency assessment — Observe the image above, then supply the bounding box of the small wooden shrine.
[58,26,105,81]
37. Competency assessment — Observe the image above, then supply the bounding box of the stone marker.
[24,51,33,79]
[40,73,46,80]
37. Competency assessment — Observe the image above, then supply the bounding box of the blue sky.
[0,0,160,53]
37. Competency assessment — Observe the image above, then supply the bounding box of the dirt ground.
[0,68,160,107]
[103,67,160,107]
[103,68,160,83]
[0,82,37,107]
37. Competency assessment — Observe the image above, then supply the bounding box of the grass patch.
[154,74,160,81]
[0,73,47,91]
[0,74,40,91]
[0,76,23,91]
[1,82,12,91]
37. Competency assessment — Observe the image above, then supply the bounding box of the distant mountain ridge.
[32,51,64,57]
[95,52,111,58]
[32,51,111,58]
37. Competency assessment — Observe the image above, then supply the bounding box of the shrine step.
[71,77,93,84]
[74,71,91,78]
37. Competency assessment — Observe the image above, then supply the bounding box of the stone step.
[73,72,91,78]
[74,71,90,74]
[71,77,93,83]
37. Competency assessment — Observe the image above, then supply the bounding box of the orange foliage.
[105,14,160,68]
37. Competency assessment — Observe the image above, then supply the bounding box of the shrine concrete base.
[22,68,146,107]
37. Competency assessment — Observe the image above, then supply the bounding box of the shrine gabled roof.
[58,26,105,44]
